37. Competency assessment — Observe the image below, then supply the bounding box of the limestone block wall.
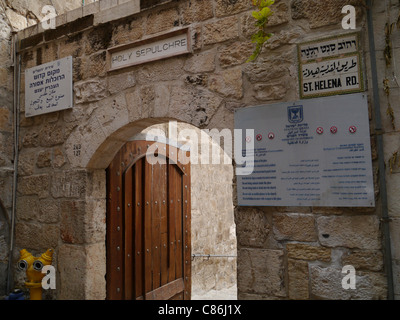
[0,0,91,297]
[3,0,398,300]
[376,0,400,301]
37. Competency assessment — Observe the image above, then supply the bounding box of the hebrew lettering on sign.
[299,33,359,63]
[297,33,363,98]
[25,56,73,117]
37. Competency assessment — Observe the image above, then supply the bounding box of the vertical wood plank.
[183,150,192,300]
[123,166,133,300]
[106,149,124,300]
[134,158,144,299]
[160,160,168,286]
[168,161,176,283]
[175,167,183,279]
[144,155,153,296]
[152,160,161,290]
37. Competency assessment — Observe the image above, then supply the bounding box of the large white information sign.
[25,56,73,118]
[235,93,375,207]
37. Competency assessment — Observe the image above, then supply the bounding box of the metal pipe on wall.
[6,32,21,295]
[366,0,394,300]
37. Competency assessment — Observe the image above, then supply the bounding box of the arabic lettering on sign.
[299,34,358,62]
[302,56,358,79]
[301,54,361,97]
[25,56,73,118]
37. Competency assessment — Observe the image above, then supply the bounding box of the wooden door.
[106,140,191,300]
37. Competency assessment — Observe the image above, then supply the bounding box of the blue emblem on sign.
[288,105,304,123]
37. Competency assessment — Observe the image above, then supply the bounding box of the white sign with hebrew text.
[25,56,73,118]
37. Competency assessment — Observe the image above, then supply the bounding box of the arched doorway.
[68,118,237,299]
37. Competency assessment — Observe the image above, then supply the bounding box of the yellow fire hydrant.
[17,249,54,300]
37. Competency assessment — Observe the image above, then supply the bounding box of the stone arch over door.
[62,116,237,299]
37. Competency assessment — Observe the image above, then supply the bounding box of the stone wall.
[378,0,400,301]
[0,0,100,297]
[3,0,399,300]
[0,1,13,296]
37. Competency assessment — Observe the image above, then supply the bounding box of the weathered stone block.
[21,130,40,148]
[253,82,288,101]
[60,200,86,244]
[316,215,381,250]
[0,107,11,132]
[273,213,317,242]
[235,207,269,248]
[203,16,239,45]
[16,196,39,222]
[53,147,66,168]
[287,243,331,262]
[86,169,106,200]
[58,244,86,300]
[84,242,106,299]
[17,174,50,199]
[17,196,59,224]
[112,16,143,46]
[107,70,136,94]
[39,123,64,147]
[238,248,285,296]
[145,7,180,35]
[341,250,384,272]
[93,91,129,136]
[36,150,52,168]
[169,85,222,128]
[218,41,254,68]
[265,26,304,50]
[208,67,243,99]
[243,53,293,83]
[266,0,290,26]
[291,0,362,29]
[137,57,185,84]
[60,198,105,245]
[310,265,387,300]
[181,0,214,24]
[74,79,108,104]
[18,151,36,176]
[84,23,113,56]
[51,170,87,198]
[215,0,251,17]
[184,48,216,73]
[288,259,309,300]
[85,51,108,79]
[15,222,59,250]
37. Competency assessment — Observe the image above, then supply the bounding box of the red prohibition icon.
[349,126,357,134]
[268,132,275,140]
[316,127,324,135]
[330,126,338,134]
[256,134,262,141]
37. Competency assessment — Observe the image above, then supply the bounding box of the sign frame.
[297,32,364,99]
[25,56,73,118]
[107,27,191,72]
[234,93,375,208]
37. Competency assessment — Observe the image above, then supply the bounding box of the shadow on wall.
[140,0,170,10]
